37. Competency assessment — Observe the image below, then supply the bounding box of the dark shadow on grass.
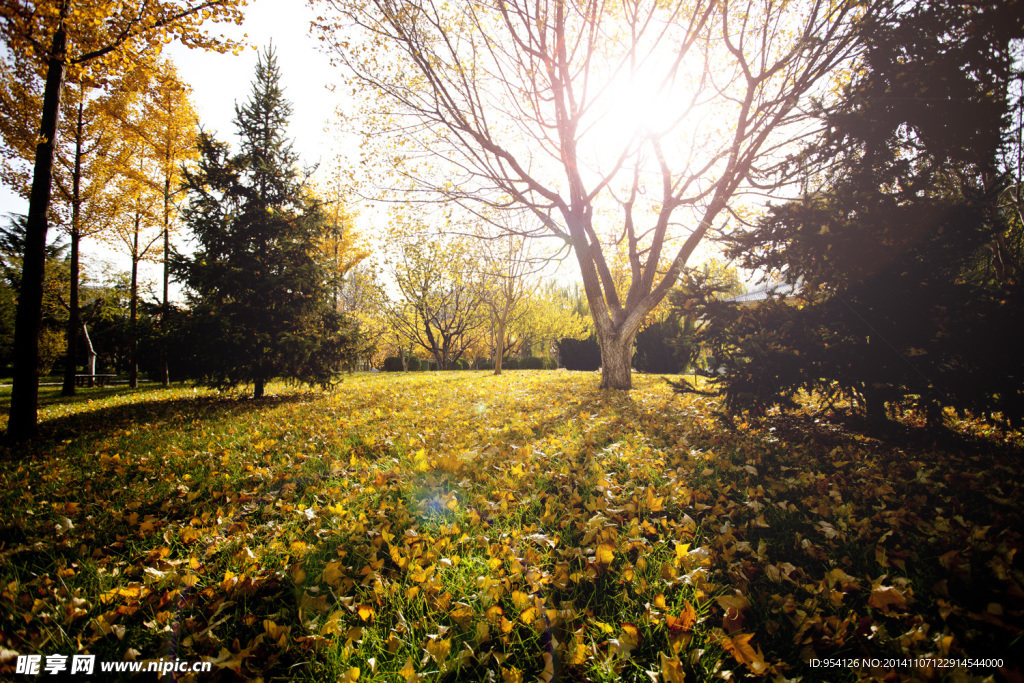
[0,390,320,459]
[754,409,1024,464]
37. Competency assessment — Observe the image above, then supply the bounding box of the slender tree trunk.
[62,97,85,397]
[129,218,139,389]
[81,321,96,376]
[493,319,506,376]
[864,385,887,433]
[8,7,69,440]
[254,377,265,398]
[61,228,80,395]
[160,166,171,387]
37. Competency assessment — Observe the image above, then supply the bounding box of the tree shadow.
[754,409,1024,466]
[0,391,319,458]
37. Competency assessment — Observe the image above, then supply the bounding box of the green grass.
[0,372,1021,681]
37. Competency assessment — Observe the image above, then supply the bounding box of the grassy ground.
[0,372,1021,681]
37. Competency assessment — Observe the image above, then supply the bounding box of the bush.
[478,359,495,371]
[455,358,468,370]
[542,357,558,370]
[520,356,545,369]
[502,357,520,370]
[428,361,438,371]
[557,335,602,371]
[407,355,421,371]
[383,356,404,372]
[634,319,684,374]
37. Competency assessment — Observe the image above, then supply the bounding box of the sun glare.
[582,46,708,180]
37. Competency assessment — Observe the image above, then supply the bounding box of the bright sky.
[0,0,736,297]
[165,0,346,171]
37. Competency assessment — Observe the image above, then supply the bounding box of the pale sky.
[165,0,347,170]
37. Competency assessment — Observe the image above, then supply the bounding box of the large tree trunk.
[597,328,637,390]
[8,9,69,440]
[254,377,265,398]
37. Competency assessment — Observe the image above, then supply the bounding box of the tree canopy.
[314,0,874,389]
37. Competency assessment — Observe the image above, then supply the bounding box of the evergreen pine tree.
[175,45,360,396]
[684,1,1023,430]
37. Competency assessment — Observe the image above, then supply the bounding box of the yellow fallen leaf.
[868,585,907,611]
[660,652,687,682]
[322,561,345,588]
[722,633,769,675]
[399,657,419,682]
[425,636,451,664]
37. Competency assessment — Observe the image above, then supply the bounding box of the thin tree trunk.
[81,320,96,376]
[493,319,506,376]
[865,385,887,433]
[62,96,85,397]
[61,228,80,395]
[8,6,70,440]
[129,217,139,389]
[160,165,171,387]
[254,377,265,398]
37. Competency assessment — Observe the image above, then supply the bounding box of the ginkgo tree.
[383,221,488,370]
[1,55,141,396]
[1,0,246,438]
[119,59,200,387]
[109,102,165,389]
[315,0,876,390]
[53,74,140,395]
[476,230,534,375]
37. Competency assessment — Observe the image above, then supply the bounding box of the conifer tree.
[175,46,360,396]
[685,0,1024,430]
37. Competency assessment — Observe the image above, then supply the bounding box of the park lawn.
[0,371,1021,681]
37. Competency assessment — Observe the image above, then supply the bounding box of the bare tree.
[315,0,874,388]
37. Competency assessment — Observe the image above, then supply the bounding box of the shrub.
[478,359,495,371]
[634,319,684,374]
[557,335,602,371]
[407,355,421,371]
[383,356,404,372]
[520,356,545,369]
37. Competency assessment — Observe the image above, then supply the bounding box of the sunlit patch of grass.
[1,371,1022,680]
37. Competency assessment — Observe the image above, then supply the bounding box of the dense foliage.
[557,335,602,371]
[687,0,1024,428]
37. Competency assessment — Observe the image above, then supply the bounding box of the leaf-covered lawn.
[0,372,1021,681]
